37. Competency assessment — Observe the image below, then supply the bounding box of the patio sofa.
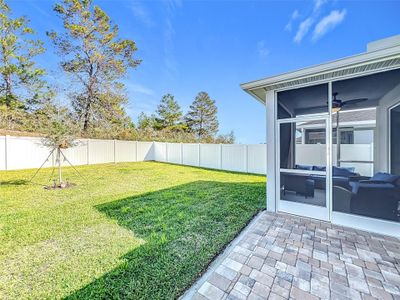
[349,173,400,221]
[281,173,315,198]
[281,165,359,198]
[310,166,359,191]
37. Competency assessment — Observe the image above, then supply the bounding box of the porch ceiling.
[241,42,400,104]
[278,68,400,116]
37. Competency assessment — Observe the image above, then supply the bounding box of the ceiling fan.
[331,92,368,112]
[293,92,369,166]
[294,92,368,115]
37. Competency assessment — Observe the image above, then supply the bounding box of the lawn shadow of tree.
[65,180,265,300]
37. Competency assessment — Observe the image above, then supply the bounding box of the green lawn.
[0,162,265,299]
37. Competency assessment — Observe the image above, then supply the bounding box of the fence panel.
[166,143,182,164]
[6,136,53,170]
[62,139,88,166]
[340,144,374,176]
[115,140,136,163]
[199,144,221,169]
[182,143,199,166]
[0,136,6,170]
[296,144,326,166]
[247,144,267,174]
[88,139,114,164]
[221,144,246,172]
[153,142,167,162]
[137,142,153,161]
[0,135,269,174]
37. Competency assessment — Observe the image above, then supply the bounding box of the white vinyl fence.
[0,136,267,174]
[0,135,374,176]
[0,136,156,171]
[153,142,267,174]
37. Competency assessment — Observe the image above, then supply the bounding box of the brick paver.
[187,212,400,300]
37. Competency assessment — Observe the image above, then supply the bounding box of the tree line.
[0,0,234,144]
[136,92,234,143]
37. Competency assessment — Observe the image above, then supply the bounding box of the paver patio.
[186,211,400,300]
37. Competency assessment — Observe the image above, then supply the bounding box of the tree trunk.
[2,44,12,107]
[57,147,62,185]
[82,98,91,132]
[5,74,12,107]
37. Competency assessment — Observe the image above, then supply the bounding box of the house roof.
[298,108,376,129]
[241,35,400,104]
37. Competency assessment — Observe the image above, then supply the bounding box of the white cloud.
[294,18,314,43]
[131,1,156,27]
[284,9,300,32]
[313,0,328,12]
[285,22,292,32]
[257,41,270,59]
[126,83,155,96]
[163,0,181,82]
[312,9,347,41]
[292,10,300,20]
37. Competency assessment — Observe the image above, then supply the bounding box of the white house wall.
[376,82,400,172]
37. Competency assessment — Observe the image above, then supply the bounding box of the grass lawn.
[0,162,265,299]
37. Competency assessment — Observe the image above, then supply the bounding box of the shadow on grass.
[65,180,265,300]
[0,179,29,186]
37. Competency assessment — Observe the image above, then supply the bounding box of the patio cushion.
[333,166,357,177]
[370,172,400,184]
[295,164,313,170]
[313,166,326,172]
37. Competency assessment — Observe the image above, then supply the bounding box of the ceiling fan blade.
[342,98,368,106]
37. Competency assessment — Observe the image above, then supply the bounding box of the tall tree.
[0,0,51,129]
[185,91,219,140]
[49,0,141,135]
[137,112,156,130]
[154,93,184,131]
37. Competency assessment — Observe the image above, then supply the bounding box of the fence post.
[135,141,138,162]
[219,144,223,170]
[198,143,201,167]
[245,144,249,173]
[164,142,168,162]
[180,143,183,165]
[87,139,90,165]
[4,135,8,171]
[151,141,155,161]
[113,139,116,163]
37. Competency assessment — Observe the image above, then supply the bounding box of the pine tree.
[185,91,219,140]
[154,94,185,131]
[137,112,156,130]
[48,0,141,136]
[0,0,52,130]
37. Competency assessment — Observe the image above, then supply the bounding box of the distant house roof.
[297,108,376,129]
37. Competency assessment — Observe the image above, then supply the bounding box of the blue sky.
[10,0,400,143]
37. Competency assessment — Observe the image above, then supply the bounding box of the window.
[391,104,400,175]
[331,69,400,223]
